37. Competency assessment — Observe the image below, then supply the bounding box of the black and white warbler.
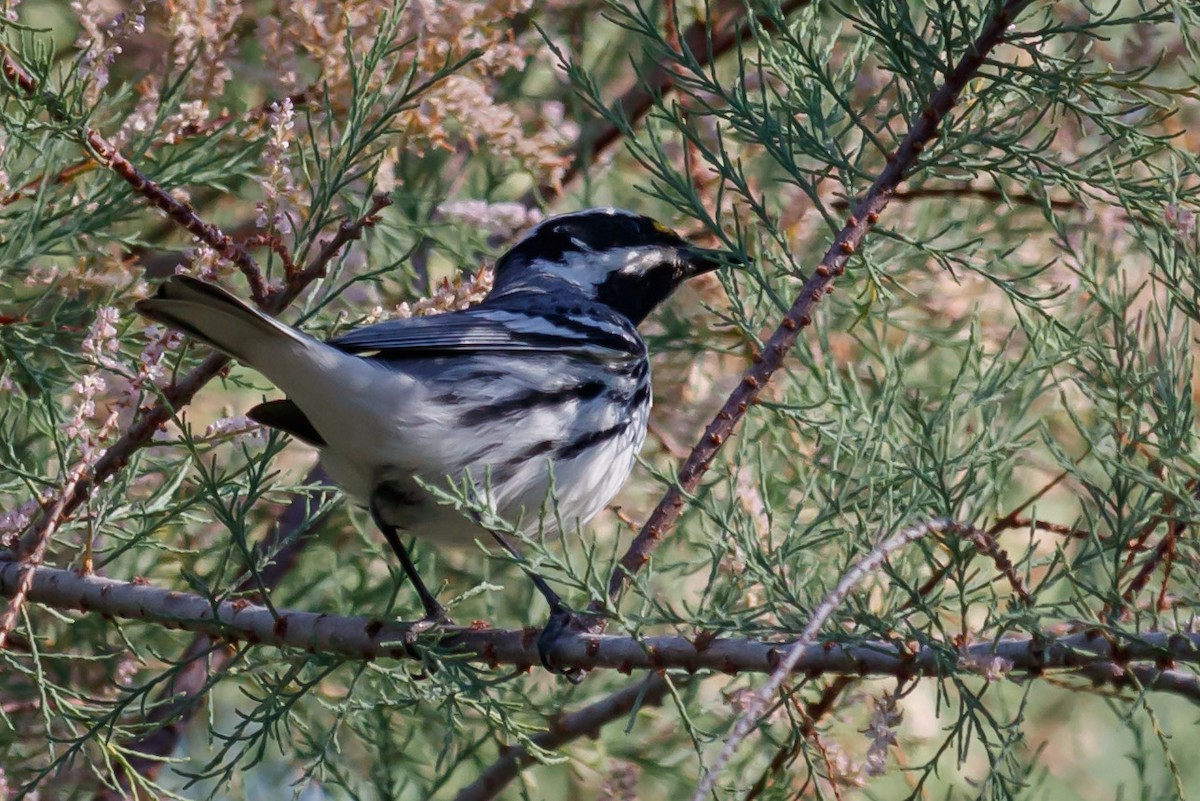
[138,207,724,675]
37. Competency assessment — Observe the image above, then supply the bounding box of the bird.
[137,207,725,676]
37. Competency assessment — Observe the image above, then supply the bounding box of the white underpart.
[302,346,650,547]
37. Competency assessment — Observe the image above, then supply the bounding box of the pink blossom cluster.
[1165,203,1197,242]
[0,497,42,548]
[72,0,146,102]
[162,0,244,141]
[256,98,300,234]
[437,200,542,237]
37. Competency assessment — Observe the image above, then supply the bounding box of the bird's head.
[489,208,724,325]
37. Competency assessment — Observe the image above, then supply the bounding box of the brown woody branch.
[1077,663,1200,701]
[451,675,673,801]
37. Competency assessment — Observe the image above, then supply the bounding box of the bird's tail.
[135,275,311,369]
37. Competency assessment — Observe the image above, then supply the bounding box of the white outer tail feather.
[135,276,320,395]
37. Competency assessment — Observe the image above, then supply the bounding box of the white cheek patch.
[620,247,663,276]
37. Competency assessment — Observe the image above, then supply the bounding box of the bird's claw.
[537,604,591,683]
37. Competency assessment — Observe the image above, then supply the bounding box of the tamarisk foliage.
[2,1,1199,799]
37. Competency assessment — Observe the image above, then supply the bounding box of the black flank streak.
[610,359,648,379]
[630,381,650,408]
[458,381,607,426]
[508,439,556,465]
[556,421,630,460]
[462,370,510,382]
[457,440,501,464]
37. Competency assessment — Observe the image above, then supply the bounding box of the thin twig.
[529,0,814,205]
[0,49,270,307]
[743,677,856,801]
[996,516,1092,540]
[287,194,392,290]
[0,463,88,649]
[954,522,1034,606]
[1123,525,1177,608]
[0,86,317,210]
[988,468,1073,535]
[451,675,673,801]
[1120,481,1195,615]
[689,518,948,800]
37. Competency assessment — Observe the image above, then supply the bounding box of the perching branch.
[3,558,1197,685]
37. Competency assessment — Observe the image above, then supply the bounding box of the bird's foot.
[537,603,594,684]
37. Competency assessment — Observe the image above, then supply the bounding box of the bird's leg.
[370,496,453,642]
[487,528,588,683]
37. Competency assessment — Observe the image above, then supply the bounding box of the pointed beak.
[681,246,741,279]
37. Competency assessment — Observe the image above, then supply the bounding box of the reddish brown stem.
[238,232,297,278]
[532,0,814,204]
[595,0,1036,617]
[955,523,1034,606]
[0,47,268,306]
[997,516,1093,540]
[1123,521,1177,608]
[451,675,673,801]
[743,677,856,801]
